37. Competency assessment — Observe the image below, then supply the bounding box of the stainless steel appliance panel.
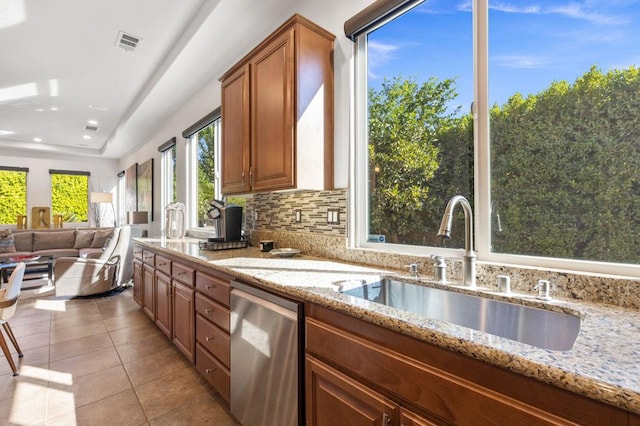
[230,281,300,426]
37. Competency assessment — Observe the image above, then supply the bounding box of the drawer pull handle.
[206,285,215,290]
[205,309,212,314]
[205,368,215,374]
[205,335,215,342]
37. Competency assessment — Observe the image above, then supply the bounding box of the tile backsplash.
[244,188,640,309]
[245,189,347,236]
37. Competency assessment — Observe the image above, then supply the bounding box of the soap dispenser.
[431,255,447,284]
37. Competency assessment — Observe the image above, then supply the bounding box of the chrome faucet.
[437,195,476,287]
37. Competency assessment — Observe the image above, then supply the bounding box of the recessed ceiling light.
[33,137,42,142]
[36,108,44,112]
[88,120,98,125]
[0,130,15,136]
[50,106,58,111]
[83,135,91,140]
[89,105,108,112]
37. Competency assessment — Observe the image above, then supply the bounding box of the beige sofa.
[0,226,144,296]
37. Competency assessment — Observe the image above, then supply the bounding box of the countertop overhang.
[134,237,640,414]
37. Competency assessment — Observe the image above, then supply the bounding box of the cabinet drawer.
[172,262,194,287]
[195,293,230,333]
[195,271,230,306]
[155,255,171,275]
[141,250,155,265]
[196,314,230,368]
[133,246,143,260]
[196,343,230,403]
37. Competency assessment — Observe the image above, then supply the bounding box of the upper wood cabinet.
[220,14,335,194]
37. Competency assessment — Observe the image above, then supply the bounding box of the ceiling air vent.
[115,31,142,52]
[84,125,99,132]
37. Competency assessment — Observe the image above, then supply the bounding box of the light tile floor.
[0,285,239,425]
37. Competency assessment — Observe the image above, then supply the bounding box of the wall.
[1,148,119,226]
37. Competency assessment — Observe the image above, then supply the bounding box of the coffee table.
[0,255,54,286]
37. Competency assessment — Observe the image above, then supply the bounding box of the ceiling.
[0,0,298,159]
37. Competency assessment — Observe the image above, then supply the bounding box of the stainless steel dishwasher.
[230,280,302,426]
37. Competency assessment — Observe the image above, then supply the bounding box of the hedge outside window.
[50,171,89,223]
[0,168,27,226]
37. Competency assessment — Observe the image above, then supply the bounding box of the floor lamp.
[90,192,116,227]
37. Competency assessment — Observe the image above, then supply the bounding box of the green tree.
[51,174,88,222]
[198,125,216,225]
[0,170,27,225]
[368,76,469,245]
[491,66,640,262]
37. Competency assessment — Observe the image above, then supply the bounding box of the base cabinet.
[155,270,172,338]
[132,260,142,305]
[306,304,631,426]
[306,355,397,426]
[142,265,154,319]
[173,281,195,362]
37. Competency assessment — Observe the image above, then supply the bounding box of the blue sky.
[368,0,640,113]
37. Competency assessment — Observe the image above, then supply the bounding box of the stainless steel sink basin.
[341,279,581,351]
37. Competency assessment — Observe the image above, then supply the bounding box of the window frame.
[349,0,640,277]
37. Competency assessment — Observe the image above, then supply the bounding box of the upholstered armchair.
[54,255,120,297]
[53,225,144,297]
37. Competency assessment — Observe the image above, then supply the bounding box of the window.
[352,0,640,275]
[0,167,28,226]
[50,170,89,223]
[159,137,177,231]
[185,112,221,229]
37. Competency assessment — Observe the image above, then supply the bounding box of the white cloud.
[490,2,542,13]
[493,55,547,69]
[367,41,400,79]
[487,1,629,25]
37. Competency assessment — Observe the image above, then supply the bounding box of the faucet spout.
[437,195,476,287]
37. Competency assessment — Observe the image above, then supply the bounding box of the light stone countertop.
[135,237,640,415]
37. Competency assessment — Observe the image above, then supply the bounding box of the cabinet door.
[221,63,250,194]
[155,271,172,338]
[142,265,155,319]
[133,260,142,306]
[400,408,440,426]
[173,281,195,362]
[250,28,295,192]
[306,355,397,426]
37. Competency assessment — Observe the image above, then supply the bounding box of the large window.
[0,167,27,226]
[186,117,221,228]
[353,0,640,275]
[50,170,89,223]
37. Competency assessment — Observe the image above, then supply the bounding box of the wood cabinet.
[194,270,232,403]
[155,270,172,338]
[306,355,397,426]
[173,281,195,362]
[142,264,155,319]
[132,260,142,306]
[306,304,630,426]
[220,14,335,194]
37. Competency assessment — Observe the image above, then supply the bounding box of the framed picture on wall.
[137,159,154,221]
[125,163,137,214]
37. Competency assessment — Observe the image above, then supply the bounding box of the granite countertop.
[134,237,640,414]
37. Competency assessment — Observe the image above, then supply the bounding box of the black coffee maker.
[207,200,243,242]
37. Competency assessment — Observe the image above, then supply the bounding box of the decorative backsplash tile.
[245,189,347,236]
[243,188,640,309]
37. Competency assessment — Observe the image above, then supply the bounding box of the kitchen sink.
[341,279,581,351]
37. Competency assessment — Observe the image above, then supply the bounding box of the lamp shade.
[90,192,113,203]
[127,211,148,224]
